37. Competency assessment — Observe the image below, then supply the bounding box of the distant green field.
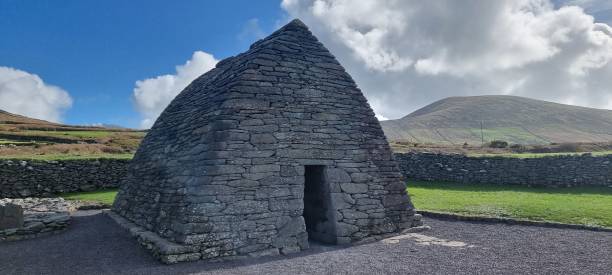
[385,127,551,145]
[63,189,118,205]
[466,127,550,144]
[470,150,612,158]
[1,130,145,141]
[408,180,612,228]
[23,130,117,139]
[0,139,38,145]
[0,153,134,160]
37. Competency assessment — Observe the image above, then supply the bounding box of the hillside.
[0,109,144,159]
[0,110,62,127]
[381,95,612,145]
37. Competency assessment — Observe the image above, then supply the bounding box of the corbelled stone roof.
[112,19,421,264]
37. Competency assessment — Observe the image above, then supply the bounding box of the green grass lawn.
[408,180,612,228]
[62,189,118,205]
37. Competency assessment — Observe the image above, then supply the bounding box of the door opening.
[303,165,336,244]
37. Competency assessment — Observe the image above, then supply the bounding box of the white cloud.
[238,18,266,42]
[0,66,72,123]
[133,51,218,129]
[282,0,612,119]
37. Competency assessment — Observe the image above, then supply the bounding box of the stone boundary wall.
[0,159,129,198]
[4,152,610,199]
[394,153,612,187]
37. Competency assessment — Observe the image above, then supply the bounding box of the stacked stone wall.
[395,152,612,187]
[0,159,128,198]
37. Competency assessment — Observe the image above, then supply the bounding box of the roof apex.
[244,18,323,53]
[284,18,308,30]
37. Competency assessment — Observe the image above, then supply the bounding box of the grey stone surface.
[0,203,23,230]
[395,152,612,187]
[1,211,611,275]
[0,198,71,242]
[0,159,128,198]
[112,19,420,263]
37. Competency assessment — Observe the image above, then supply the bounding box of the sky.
[1,0,611,128]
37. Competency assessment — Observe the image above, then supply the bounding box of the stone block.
[350,173,371,183]
[277,216,306,238]
[224,200,268,215]
[326,168,352,183]
[280,246,301,255]
[335,222,359,237]
[221,98,270,109]
[330,193,354,209]
[250,133,277,144]
[0,203,23,230]
[341,209,368,219]
[383,194,408,207]
[280,166,298,177]
[249,164,281,173]
[339,183,369,194]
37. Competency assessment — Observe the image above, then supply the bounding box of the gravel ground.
[1,210,610,275]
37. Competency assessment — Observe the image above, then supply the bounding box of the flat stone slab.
[0,203,23,230]
[0,198,71,242]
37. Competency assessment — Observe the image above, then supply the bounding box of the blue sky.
[1,0,611,128]
[0,0,283,127]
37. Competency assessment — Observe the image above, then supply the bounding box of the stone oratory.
[111,19,422,263]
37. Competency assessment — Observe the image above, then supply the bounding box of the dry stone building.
[112,19,421,263]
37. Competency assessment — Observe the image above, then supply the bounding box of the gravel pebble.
[0,211,610,275]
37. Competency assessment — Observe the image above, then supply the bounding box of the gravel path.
[1,210,610,275]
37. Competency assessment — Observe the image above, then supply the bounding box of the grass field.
[466,127,550,144]
[0,139,38,145]
[408,180,612,228]
[6,130,117,139]
[0,129,143,160]
[62,189,118,205]
[0,153,134,160]
[469,150,612,158]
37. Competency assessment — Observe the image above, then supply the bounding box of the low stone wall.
[395,152,612,187]
[0,159,129,198]
[3,153,609,198]
[0,198,71,242]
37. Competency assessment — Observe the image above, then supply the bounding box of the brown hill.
[0,110,61,128]
[0,109,144,159]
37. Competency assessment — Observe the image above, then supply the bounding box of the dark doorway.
[303,165,336,244]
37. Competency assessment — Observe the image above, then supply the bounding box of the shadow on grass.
[407,180,612,196]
